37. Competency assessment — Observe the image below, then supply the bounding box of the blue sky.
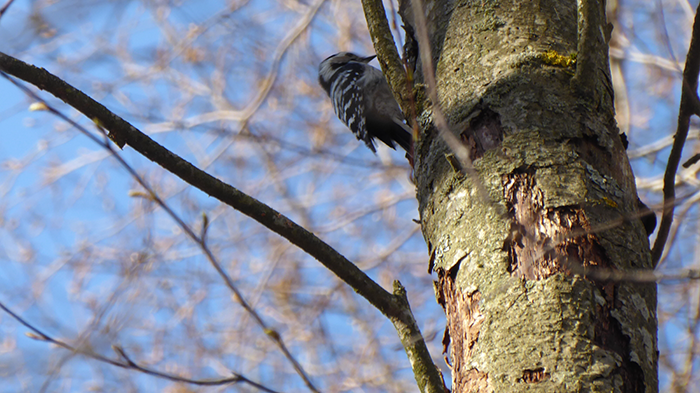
[1,0,699,391]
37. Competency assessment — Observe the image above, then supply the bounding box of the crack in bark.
[437,268,485,391]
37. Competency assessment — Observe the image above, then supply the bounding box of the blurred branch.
[244,126,407,168]
[145,0,326,133]
[652,2,700,265]
[408,0,482,183]
[0,0,15,19]
[656,187,700,266]
[627,129,699,159]
[0,300,279,392]
[609,46,680,72]
[569,263,700,283]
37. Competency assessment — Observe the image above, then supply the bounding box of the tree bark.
[400,0,658,391]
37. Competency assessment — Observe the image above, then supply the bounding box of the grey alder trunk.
[399,0,658,391]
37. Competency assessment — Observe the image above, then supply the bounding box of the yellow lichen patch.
[588,196,619,209]
[601,197,618,208]
[539,51,577,68]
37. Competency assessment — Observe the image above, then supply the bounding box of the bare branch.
[0,51,441,392]
[361,0,412,116]
[652,1,700,265]
[0,52,402,318]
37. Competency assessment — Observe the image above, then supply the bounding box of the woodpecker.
[318,52,412,154]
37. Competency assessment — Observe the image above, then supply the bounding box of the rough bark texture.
[401,0,658,391]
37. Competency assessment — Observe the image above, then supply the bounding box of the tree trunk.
[401,0,658,391]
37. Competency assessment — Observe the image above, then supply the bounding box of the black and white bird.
[318,52,412,154]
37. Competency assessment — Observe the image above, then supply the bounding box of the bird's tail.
[392,122,413,153]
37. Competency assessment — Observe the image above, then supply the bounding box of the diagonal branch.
[0,55,446,392]
[0,51,401,319]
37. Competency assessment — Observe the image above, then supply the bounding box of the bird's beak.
[361,55,377,63]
